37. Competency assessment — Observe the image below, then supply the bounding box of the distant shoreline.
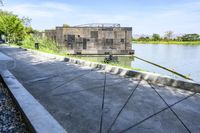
[132,41,200,45]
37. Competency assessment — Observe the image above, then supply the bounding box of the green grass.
[18,35,68,56]
[133,40,200,45]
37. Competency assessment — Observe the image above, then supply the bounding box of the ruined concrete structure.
[41,23,134,55]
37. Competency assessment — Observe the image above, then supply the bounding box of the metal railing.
[74,23,121,28]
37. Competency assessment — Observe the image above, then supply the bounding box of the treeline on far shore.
[133,31,200,45]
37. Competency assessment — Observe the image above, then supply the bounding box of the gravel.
[0,80,29,133]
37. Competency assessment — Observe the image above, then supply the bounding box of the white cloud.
[1,0,200,34]
[5,4,54,17]
[78,14,131,24]
[2,2,72,18]
[42,2,72,12]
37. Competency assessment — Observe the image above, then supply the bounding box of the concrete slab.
[151,83,194,105]
[126,109,188,133]
[0,52,14,72]
[1,45,200,133]
[172,93,200,133]
[109,82,167,132]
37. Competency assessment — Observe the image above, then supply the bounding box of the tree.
[0,10,26,43]
[137,35,151,41]
[63,24,70,28]
[176,36,182,41]
[164,31,173,40]
[152,33,161,41]
[181,34,200,41]
[21,17,32,27]
[21,17,38,34]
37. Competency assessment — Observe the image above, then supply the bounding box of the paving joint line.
[148,82,191,133]
[107,80,141,133]
[37,68,95,98]
[24,68,82,84]
[52,80,130,97]
[100,72,107,133]
[118,82,196,133]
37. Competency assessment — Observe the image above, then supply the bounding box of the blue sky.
[1,0,200,35]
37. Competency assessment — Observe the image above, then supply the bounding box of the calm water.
[80,44,200,82]
[132,44,200,82]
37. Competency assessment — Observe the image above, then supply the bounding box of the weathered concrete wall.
[41,26,133,55]
[45,29,57,41]
[37,32,45,39]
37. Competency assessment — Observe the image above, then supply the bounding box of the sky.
[1,0,200,35]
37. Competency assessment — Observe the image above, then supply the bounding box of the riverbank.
[6,43,144,72]
[7,43,195,80]
[133,40,200,45]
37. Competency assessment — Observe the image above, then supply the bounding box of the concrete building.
[41,23,134,55]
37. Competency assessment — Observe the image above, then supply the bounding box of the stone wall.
[41,26,134,55]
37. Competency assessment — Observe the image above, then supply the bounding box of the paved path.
[0,46,200,133]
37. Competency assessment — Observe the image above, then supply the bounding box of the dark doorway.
[83,38,87,49]
[90,31,98,39]
[105,39,113,48]
[67,35,75,49]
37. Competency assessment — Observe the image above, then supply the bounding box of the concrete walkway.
[0,45,200,133]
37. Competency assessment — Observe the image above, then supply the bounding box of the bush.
[21,35,65,54]
[0,10,26,43]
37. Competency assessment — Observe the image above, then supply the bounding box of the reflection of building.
[40,23,134,55]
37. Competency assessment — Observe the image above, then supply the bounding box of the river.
[79,44,200,83]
